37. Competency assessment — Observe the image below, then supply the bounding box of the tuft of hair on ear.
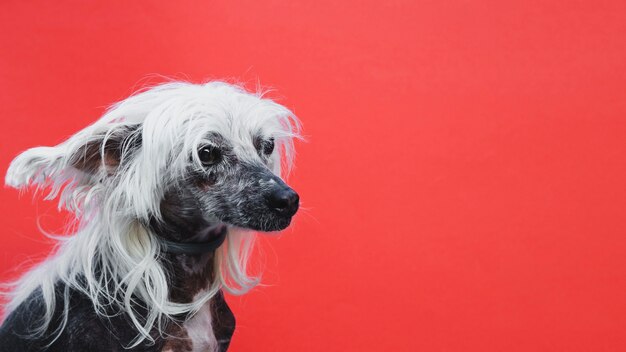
[5,124,142,200]
[5,145,68,191]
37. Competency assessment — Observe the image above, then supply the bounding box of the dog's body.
[1,251,235,351]
[0,82,300,351]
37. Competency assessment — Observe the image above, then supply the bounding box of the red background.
[1,1,626,351]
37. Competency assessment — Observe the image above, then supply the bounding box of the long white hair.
[2,81,300,347]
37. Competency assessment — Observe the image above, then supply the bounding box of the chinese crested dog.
[0,81,300,351]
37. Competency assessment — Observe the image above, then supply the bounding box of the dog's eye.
[198,146,222,166]
[262,138,275,155]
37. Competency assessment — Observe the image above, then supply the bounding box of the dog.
[0,81,300,351]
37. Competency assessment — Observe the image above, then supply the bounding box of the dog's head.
[5,82,301,239]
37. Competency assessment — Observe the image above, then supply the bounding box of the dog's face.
[157,131,299,239]
[190,134,299,232]
[151,93,300,240]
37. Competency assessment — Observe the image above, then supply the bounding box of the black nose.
[267,188,299,216]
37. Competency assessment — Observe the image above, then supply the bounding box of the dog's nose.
[267,188,299,216]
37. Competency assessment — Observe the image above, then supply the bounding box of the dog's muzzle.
[230,164,300,231]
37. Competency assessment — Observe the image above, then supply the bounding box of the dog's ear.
[69,125,142,175]
[5,124,142,190]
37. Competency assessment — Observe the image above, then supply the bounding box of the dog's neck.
[149,189,230,303]
[157,224,227,304]
[156,224,237,350]
[164,251,216,304]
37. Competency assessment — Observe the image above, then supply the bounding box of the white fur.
[2,81,300,349]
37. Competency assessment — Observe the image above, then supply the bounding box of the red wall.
[2,1,626,351]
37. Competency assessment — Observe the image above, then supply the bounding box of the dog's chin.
[231,216,293,232]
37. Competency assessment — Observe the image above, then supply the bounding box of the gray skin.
[0,132,299,352]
